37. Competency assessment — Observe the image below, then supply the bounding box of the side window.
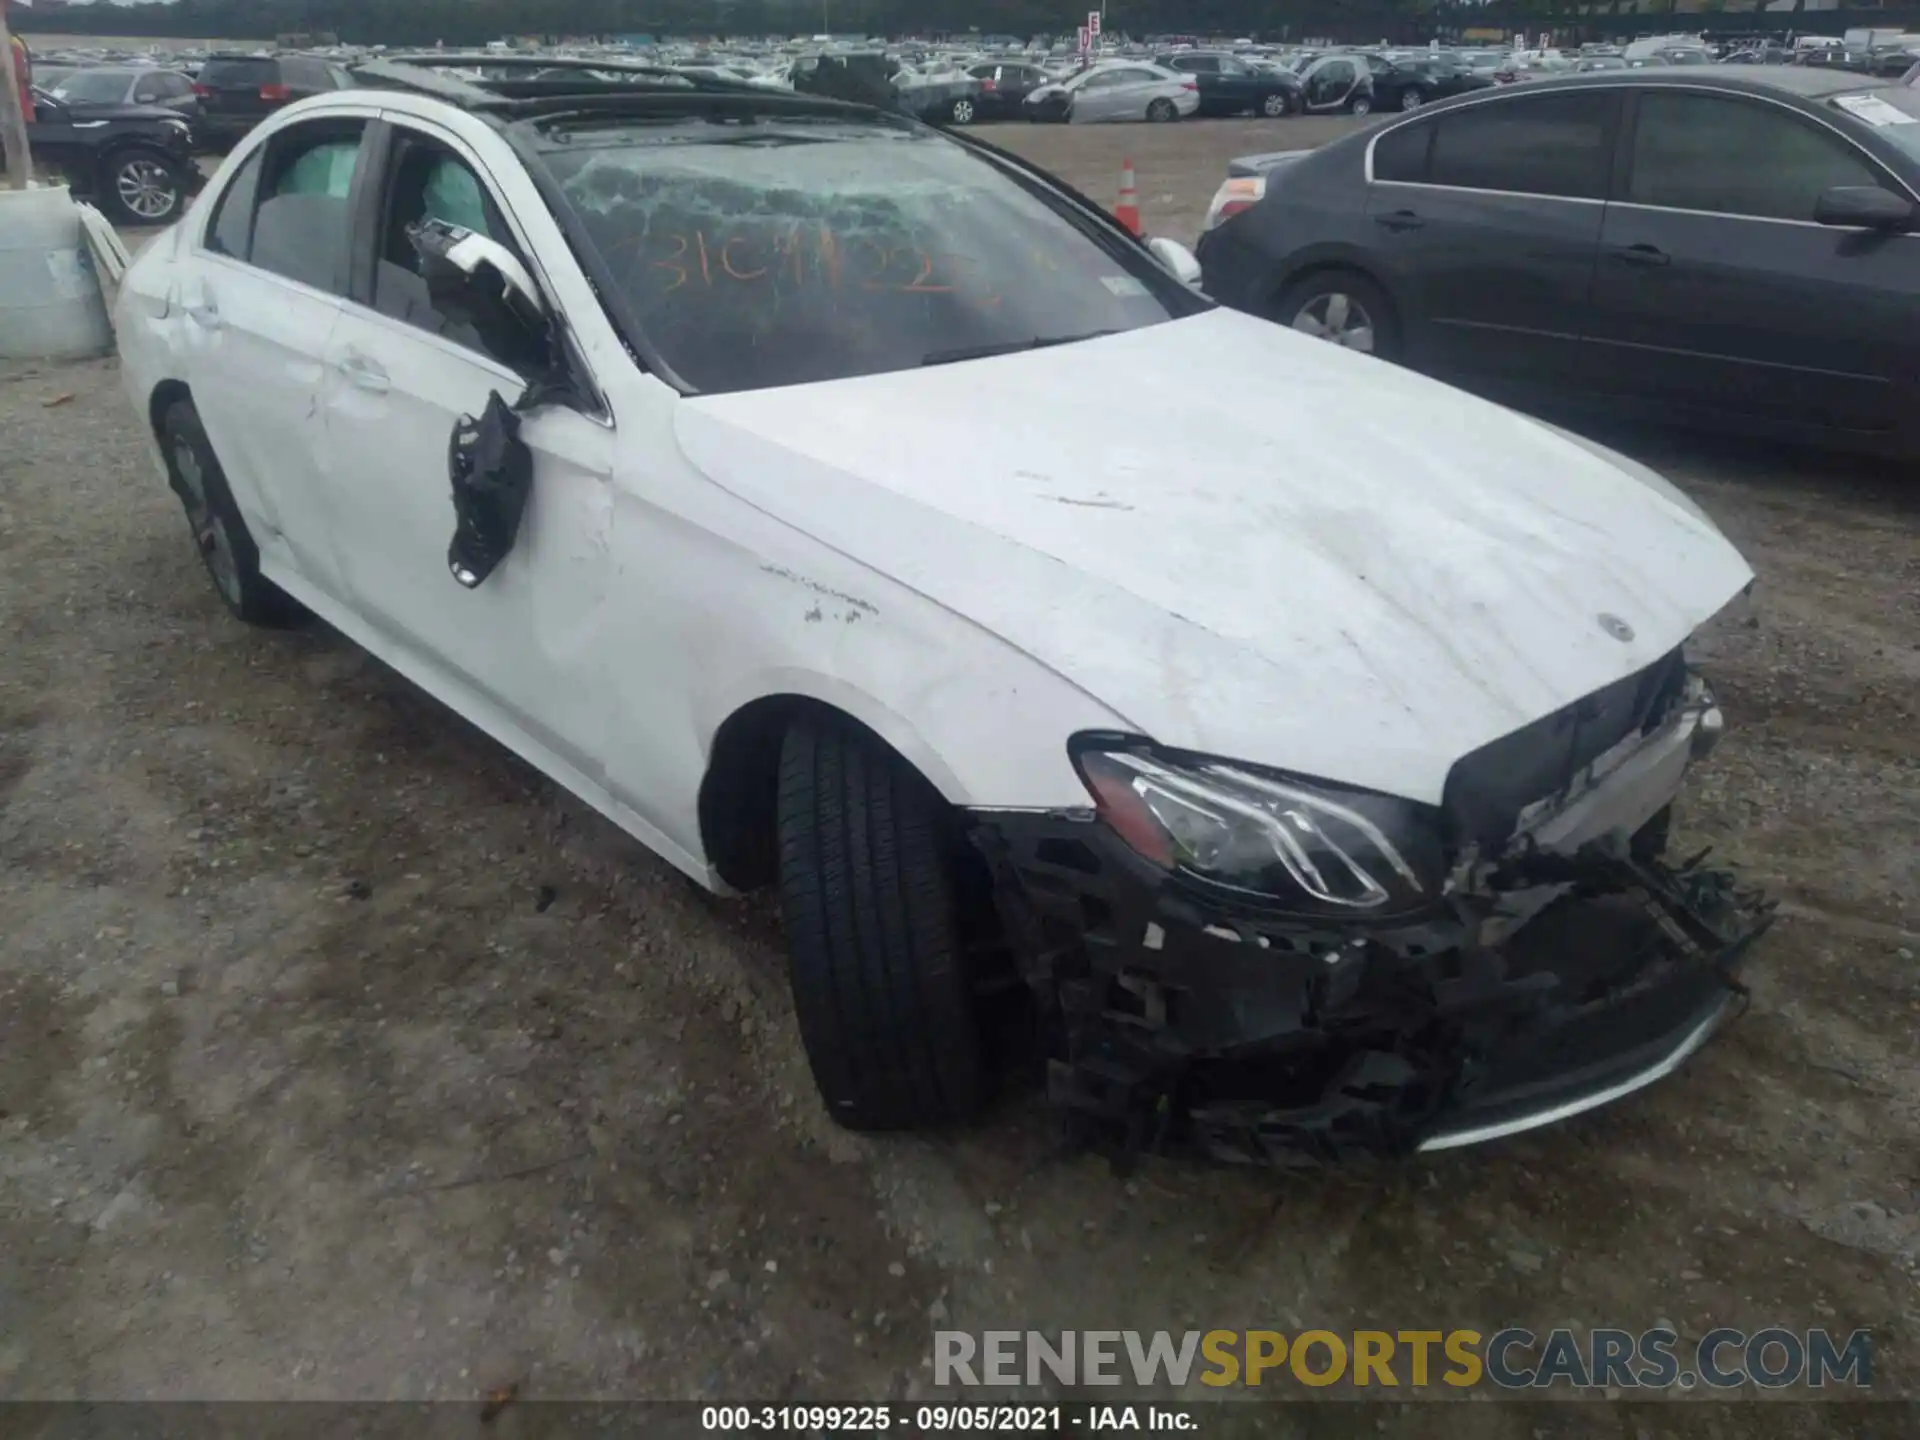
[371,133,542,372]
[205,146,265,259]
[250,122,367,295]
[163,72,194,98]
[1428,91,1616,199]
[133,75,163,104]
[1373,118,1435,183]
[1627,92,1884,220]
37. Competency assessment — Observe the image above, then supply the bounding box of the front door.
[1365,89,1617,390]
[176,118,370,599]
[319,120,617,779]
[1583,88,1917,436]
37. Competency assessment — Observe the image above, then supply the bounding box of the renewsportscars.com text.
[934,1328,1872,1391]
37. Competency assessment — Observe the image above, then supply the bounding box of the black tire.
[948,96,976,125]
[1262,91,1291,118]
[777,714,985,1130]
[1146,97,1179,123]
[159,400,305,627]
[1273,269,1401,362]
[1349,93,1374,117]
[97,148,188,227]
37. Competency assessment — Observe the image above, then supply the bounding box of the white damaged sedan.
[116,61,1771,1163]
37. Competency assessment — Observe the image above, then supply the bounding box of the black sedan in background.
[1155,51,1303,117]
[1359,53,1497,111]
[1196,68,1920,458]
[964,60,1051,120]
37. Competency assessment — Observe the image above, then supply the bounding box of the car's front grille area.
[1442,648,1688,848]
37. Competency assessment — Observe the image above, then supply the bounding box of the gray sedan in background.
[1023,61,1201,123]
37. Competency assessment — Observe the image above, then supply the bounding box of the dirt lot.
[2,112,1917,1427]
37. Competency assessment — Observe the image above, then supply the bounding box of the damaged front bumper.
[969,681,1773,1165]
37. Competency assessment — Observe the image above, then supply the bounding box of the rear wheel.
[160,400,305,626]
[1275,271,1399,361]
[1146,97,1178,122]
[1262,91,1291,117]
[777,714,986,1131]
[1349,93,1373,116]
[99,148,187,226]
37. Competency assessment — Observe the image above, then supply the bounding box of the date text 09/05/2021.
[701,1406,1190,1432]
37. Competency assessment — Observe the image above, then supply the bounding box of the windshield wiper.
[920,329,1122,367]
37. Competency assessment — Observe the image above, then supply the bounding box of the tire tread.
[778,715,984,1130]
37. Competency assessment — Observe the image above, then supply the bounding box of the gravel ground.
[2,114,1917,1427]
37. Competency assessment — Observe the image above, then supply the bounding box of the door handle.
[182,296,221,329]
[1375,209,1425,232]
[335,353,390,394]
[1610,243,1671,267]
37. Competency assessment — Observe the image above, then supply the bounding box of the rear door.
[1364,88,1617,389]
[1582,87,1917,435]
[176,117,370,598]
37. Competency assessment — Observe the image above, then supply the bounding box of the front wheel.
[1400,88,1426,111]
[1146,97,1178,122]
[99,149,187,226]
[1349,93,1373,116]
[948,96,976,125]
[1262,91,1291,117]
[777,714,987,1131]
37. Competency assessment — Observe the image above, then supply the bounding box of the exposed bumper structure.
[969,672,1773,1165]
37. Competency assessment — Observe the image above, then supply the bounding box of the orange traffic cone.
[1115,158,1142,236]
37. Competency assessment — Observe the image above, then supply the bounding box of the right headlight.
[1074,744,1450,918]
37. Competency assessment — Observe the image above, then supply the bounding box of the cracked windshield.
[540,119,1186,392]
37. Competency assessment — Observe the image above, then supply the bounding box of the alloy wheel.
[117,158,179,221]
[1291,292,1376,354]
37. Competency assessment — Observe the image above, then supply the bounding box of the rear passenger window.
[1427,92,1617,199]
[1373,119,1433,182]
[249,122,367,295]
[205,148,264,258]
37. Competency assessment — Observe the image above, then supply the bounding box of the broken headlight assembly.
[1074,744,1450,917]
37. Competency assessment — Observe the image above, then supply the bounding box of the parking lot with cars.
[3,73,1918,1419]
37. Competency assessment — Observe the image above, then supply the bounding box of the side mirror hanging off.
[408,217,548,329]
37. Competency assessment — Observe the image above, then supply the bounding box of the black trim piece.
[344,117,390,310]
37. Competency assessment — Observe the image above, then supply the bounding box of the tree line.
[15,0,1913,47]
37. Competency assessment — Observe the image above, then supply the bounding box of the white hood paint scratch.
[675,308,1753,805]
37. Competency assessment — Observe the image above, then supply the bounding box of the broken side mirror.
[408,217,548,332]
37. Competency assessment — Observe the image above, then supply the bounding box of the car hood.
[674,308,1753,806]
